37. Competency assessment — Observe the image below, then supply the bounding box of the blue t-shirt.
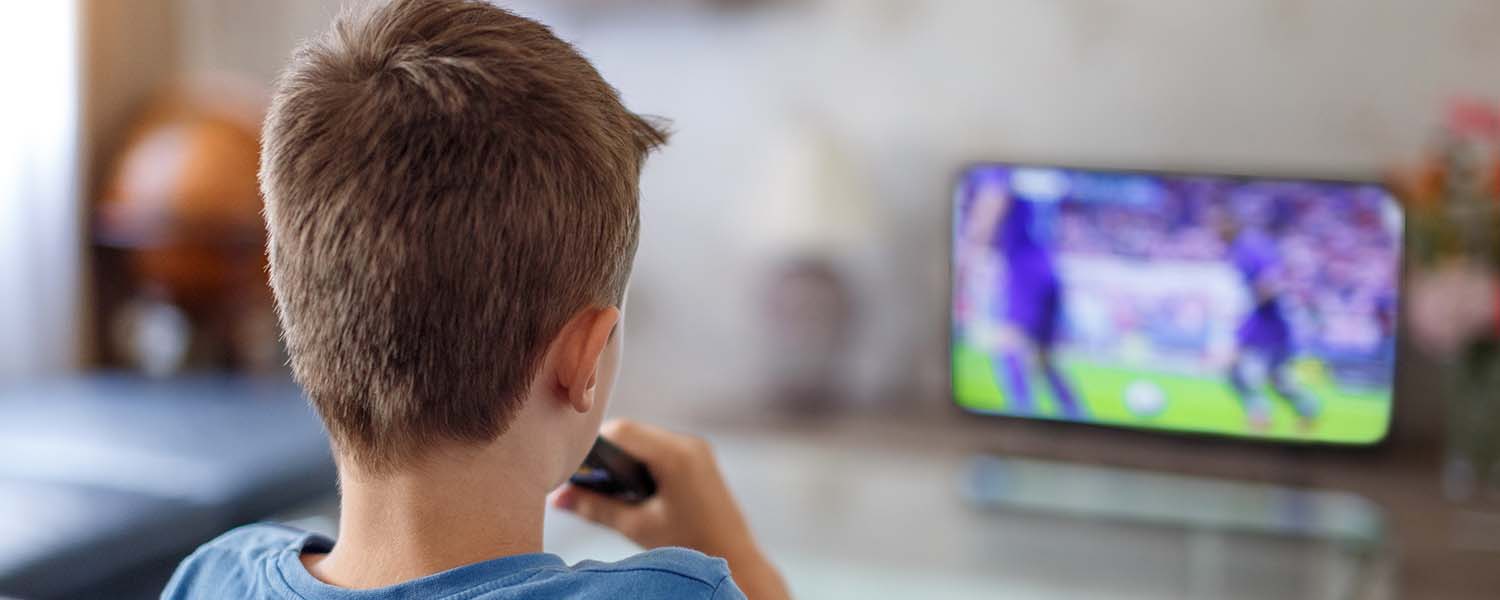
[161,523,747,600]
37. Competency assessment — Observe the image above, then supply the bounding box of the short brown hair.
[260,0,668,472]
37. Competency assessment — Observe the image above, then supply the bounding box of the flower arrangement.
[1392,98,1500,502]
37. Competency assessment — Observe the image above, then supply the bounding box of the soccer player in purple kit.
[966,170,1084,419]
[1223,199,1320,432]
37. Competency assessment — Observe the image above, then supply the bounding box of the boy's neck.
[301,446,551,589]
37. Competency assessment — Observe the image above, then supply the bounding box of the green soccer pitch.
[952,341,1391,444]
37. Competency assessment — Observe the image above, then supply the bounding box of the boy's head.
[260,0,667,477]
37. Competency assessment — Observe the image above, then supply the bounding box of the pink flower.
[1408,261,1500,357]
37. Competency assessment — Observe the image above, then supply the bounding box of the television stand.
[961,455,1385,548]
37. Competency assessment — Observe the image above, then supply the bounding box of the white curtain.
[0,2,82,377]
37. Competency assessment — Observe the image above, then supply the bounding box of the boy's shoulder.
[161,523,313,599]
[569,546,738,594]
[162,523,745,599]
[200,521,310,552]
[184,521,312,567]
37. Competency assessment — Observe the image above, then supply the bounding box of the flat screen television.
[951,164,1402,445]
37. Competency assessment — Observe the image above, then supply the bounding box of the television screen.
[952,164,1402,444]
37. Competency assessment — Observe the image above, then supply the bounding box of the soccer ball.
[1124,380,1167,418]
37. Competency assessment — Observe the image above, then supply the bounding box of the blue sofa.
[0,376,336,599]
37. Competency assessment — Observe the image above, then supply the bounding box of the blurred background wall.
[53,0,1500,415]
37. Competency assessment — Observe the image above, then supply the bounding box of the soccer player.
[1224,208,1320,432]
[967,171,1083,419]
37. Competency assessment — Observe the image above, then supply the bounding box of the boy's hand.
[550,419,790,600]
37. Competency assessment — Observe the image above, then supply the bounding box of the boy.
[161,1,790,599]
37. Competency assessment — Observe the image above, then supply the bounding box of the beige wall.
[82,0,178,196]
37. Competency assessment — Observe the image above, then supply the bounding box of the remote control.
[569,435,658,503]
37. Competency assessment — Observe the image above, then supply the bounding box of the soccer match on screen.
[952,165,1403,444]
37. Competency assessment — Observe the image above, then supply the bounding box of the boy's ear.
[552,306,621,414]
